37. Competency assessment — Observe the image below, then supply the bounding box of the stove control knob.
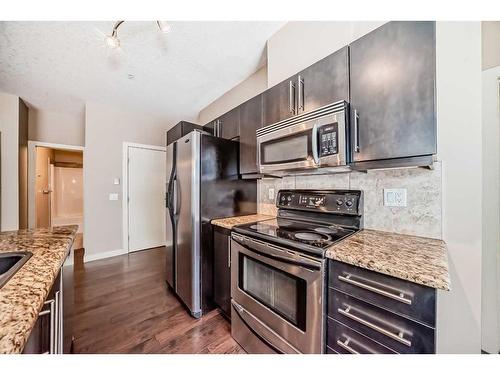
[281,195,286,202]
[336,199,343,206]
[346,200,353,207]
[287,196,292,202]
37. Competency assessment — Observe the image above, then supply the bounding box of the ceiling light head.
[157,21,171,34]
[105,34,120,49]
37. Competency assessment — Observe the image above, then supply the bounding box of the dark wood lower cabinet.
[23,269,64,354]
[213,226,232,319]
[326,260,436,354]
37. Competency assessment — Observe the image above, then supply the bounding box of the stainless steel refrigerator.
[165,130,256,318]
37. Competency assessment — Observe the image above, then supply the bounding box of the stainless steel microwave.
[257,101,349,174]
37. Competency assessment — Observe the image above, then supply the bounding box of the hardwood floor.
[67,247,244,354]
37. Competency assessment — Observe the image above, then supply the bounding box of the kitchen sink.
[0,252,33,288]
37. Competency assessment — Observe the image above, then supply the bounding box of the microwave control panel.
[318,123,338,157]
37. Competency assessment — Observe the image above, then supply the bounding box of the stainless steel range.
[230,189,363,354]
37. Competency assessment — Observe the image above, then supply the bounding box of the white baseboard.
[84,249,128,263]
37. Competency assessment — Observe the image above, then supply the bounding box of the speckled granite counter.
[326,229,450,291]
[0,225,77,354]
[211,214,274,230]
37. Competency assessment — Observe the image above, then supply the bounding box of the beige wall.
[198,66,268,125]
[29,108,85,146]
[0,92,20,231]
[482,22,500,70]
[18,99,28,229]
[84,101,168,259]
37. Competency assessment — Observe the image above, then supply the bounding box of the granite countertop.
[0,225,77,354]
[211,214,274,229]
[326,229,450,291]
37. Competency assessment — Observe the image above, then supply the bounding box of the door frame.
[28,141,85,229]
[122,142,166,253]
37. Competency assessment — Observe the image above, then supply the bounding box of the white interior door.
[127,146,166,252]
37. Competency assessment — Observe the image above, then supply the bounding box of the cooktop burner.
[294,232,328,241]
[234,217,355,254]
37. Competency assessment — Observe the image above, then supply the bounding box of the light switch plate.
[109,193,119,201]
[113,178,120,185]
[268,188,275,200]
[383,188,407,207]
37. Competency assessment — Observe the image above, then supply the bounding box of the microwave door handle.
[311,122,319,164]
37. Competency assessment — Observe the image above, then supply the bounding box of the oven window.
[239,253,307,331]
[261,132,310,165]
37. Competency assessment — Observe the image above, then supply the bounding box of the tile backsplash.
[257,162,442,239]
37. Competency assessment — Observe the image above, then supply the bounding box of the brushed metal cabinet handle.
[354,109,360,152]
[338,306,412,347]
[289,80,296,114]
[227,235,231,268]
[297,75,304,112]
[337,339,359,354]
[338,274,412,305]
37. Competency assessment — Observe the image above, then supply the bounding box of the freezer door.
[175,131,201,317]
[165,142,175,289]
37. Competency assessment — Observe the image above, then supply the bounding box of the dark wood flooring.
[67,247,244,354]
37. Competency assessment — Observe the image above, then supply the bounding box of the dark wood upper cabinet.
[218,107,240,140]
[349,21,437,166]
[263,78,296,126]
[263,46,349,127]
[298,46,349,113]
[239,94,263,175]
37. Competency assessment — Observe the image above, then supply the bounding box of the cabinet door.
[203,120,215,136]
[239,95,263,175]
[219,107,240,140]
[213,227,231,318]
[263,78,296,126]
[299,46,349,113]
[350,21,436,163]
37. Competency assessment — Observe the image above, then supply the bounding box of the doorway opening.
[29,142,84,252]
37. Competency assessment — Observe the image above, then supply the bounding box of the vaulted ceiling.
[0,21,284,123]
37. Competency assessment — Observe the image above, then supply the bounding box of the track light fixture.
[105,21,171,49]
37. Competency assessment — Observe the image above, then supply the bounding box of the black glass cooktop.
[233,217,356,255]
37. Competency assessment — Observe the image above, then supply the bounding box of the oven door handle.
[231,233,321,270]
[231,300,301,354]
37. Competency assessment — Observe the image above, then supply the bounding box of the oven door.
[230,233,324,354]
[257,120,318,174]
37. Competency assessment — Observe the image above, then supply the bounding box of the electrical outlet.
[383,188,407,207]
[268,188,275,201]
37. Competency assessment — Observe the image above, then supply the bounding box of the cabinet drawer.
[328,289,435,354]
[327,317,396,354]
[329,260,436,327]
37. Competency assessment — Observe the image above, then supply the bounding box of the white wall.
[28,108,85,146]
[435,22,483,353]
[0,92,20,231]
[481,65,500,353]
[84,101,168,260]
[198,66,268,125]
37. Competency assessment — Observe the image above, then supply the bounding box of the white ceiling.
[0,21,284,124]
